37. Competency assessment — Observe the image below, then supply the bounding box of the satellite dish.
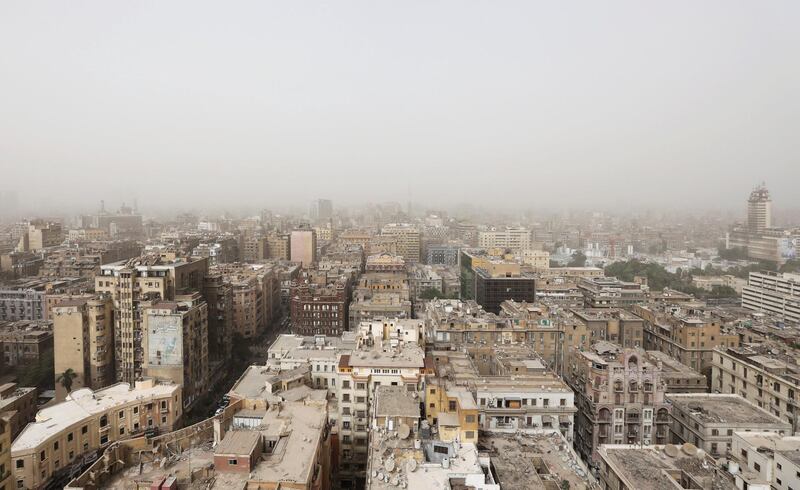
[407,459,418,472]
[398,424,411,439]
[682,443,698,456]
[665,445,679,457]
[385,458,396,472]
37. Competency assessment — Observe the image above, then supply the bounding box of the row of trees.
[603,259,739,299]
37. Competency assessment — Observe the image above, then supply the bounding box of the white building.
[742,271,800,325]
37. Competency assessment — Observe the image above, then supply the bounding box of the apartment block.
[0,288,47,322]
[644,350,707,393]
[380,223,420,263]
[365,252,405,273]
[635,303,739,380]
[16,221,63,252]
[0,384,38,440]
[290,278,349,336]
[477,227,531,252]
[571,308,645,349]
[0,414,10,490]
[565,342,670,467]
[335,320,429,488]
[578,276,649,308]
[10,380,181,490]
[742,271,800,325]
[142,294,209,410]
[425,244,460,266]
[267,333,356,393]
[52,295,115,400]
[0,320,53,368]
[597,444,735,490]
[266,232,291,260]
[290,229,317,267]
[202,273,233,362]
[95,255,209,383]
[667,393,790,459]
[712,343,800,432]
[729,431,800,490]
[212,262,279,339]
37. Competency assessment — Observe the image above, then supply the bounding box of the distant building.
[0,320,53,368]
[266,232,291,260]
[727,184,798,264]
[474,265,535,314]
[477,227,531,252]
[290,278,348,336]
[380,223,420,263]
[290,229,317,267]
[742,271,800,325]
[425,244,460,266]
[16,220,63,252]
[578,276,649,308]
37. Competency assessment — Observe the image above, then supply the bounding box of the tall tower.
[747,183,772,233]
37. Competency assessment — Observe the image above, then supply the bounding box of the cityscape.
[1,3,799,490]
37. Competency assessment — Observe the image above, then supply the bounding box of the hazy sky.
[1,1,798,214]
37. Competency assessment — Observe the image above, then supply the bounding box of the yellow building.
[52,295,115,401]
[425,383,479,444]
[10,380,181,490]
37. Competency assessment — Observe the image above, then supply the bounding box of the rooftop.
[374,386,421,418]
[668,394,788,426]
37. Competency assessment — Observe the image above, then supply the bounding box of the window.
[100,435,108,445]
[15,460,23,469]
[228,459,238,465]
[448,401,457,411]
[119,427,125,435]
[754,462,761,472]
[81,425,88,434]
[53,441,59,450]
[465,431,475,439]
[119,410,125,419]
[67,432,73,442]
[40,451,45,461]
[465,415,475,423]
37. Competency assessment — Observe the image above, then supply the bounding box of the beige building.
[477,226,531,252]
[290,229,317,267]
[667,393,790,459]
[380,223,420,263]
[635,303,739,381]
[142,294,209,411]
[10,380,181,490]
[521,249,550,268]
[213,262,280,339]
[644,350,707,393]
[712,343,800,432]
[95,255,209,383]
[16,220,63,252]
[266,232,291,260]
[0,412,11,490]
[52,295,115,400]
[571,308,645,349]
[0,383,38,440]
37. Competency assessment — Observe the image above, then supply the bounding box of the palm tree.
[57,368,78,394]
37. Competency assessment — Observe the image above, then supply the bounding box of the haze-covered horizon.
[2,1,799,214]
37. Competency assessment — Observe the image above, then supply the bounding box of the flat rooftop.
[12,382,179,452]
[600,445,735,490]
[374,386,420,418]
[668,394,787,426]
[479,431,593,489]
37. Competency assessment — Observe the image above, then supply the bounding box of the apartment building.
[95,255,208,383]
[0,288,46,322]
[0,384,38,440]
[212,262,279,339]
[425,244,460,266]
[335,320,429,488]
[10,380,181,490]
[0,414,10,490]
[367,386,502,490]
[380,223,420,263]
[712,343,800,432]
[667,393,790,458]
[742,271,800,324]
[290,278,349,335]
[290,229,317,267]
[202,273,233,362]
[729,432,800,490]
[265,232,291,260]
[578,276,649,308]
[365,252,405,273]
[0,320,53,368]
[409,263,443,299]
[635,303,739,380]
[16,221,63,252]
[142,294,209,410]
[521,249,550,268]
[644,350,707,393]
[267,333,356,393]
[477,227,531,252]
[571,308,645,349]
[597,444,735,490]
[428,346,576,442]
[52,295,115,400]
[565,342,670,467]
[0,251,43,279]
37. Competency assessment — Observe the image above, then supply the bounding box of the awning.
[541,415,554,424]
[559,415,571,423]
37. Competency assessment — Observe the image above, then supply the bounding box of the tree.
[568,251,587,267]
[57,368,78,394]
[419,288,443,300]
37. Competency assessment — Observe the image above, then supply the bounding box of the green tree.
[419,288,443,300]
[57,368,78,394]
[568,251,587,267]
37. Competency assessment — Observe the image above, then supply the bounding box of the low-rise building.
[0,320,53,368]
[10,380,181,490]
[644,350,707,393]
[0,383,38,440]
[290,278,349,336]
[578,276,649,308]
[668,393,791,459]
[571,308,645,349]
[597,444,735,490]
[729,431,800,490]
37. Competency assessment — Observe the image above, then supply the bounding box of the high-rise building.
[95,255,209,383]
[380,223,420,263]
[741,271,800,325]
[290,229,317,267]
[15,220,63,252]
[290,278,348,335]
[142,293,209,410]
[52,295,115,400]
[748,184,772,232]
[474,264,536,314]
[266,232,291,260]
[310,198,333,222]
